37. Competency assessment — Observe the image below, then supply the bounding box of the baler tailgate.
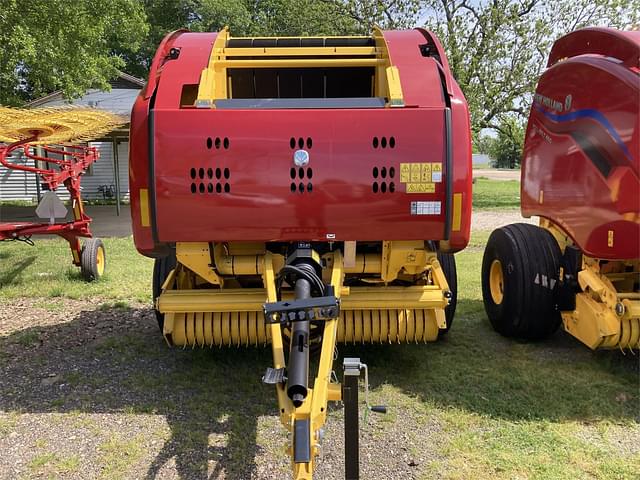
[152,108,449,242]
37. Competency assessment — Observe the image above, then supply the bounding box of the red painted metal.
[521,27,640,260]
[130,29,472,256]
[0,141,98,263]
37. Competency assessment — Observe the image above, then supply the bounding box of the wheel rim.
[96,246,105,277]
[489,259,504,305]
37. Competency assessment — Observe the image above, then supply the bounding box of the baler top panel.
[130,28,472,254]
[521,27,640,260]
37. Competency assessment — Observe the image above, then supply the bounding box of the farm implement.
[129,27,471,478]
[0,107,124,280]
[481,28,640,350]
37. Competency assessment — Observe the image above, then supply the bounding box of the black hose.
[276,263,325,299]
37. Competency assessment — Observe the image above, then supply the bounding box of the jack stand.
[343,358,387,480]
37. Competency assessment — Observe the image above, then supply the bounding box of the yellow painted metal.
[139,188,151,227]
[96,245,105,277]
[341,285,447,309]
[194,27,404,108]
[381,241,428,281]
[452,193,463,232]
[372,27,404,107]
[158,288,265,313]
[489,259,504,305]
[540,219,639,350]
[218,58,383,68]
[162,286,446,346]
[196,27,230,107]
[342,253,382,274]
[560,257,640,350]
[175,242,222,285]
[213,243,264,275]
[224,46,378,56]
[262,253,294,426]
[385,66,404,107]
[158,241,452,478]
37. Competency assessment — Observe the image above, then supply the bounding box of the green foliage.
[480,117,526,168]
[119,0,360,79]
[0,0,147,105]
[328,0,640,142]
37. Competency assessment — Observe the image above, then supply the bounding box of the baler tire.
[481,223,562,340]
[80,238,105,282]
[437,252,457,335]
[153,253,177,332]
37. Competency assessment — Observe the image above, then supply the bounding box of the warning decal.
[399,162,442,194]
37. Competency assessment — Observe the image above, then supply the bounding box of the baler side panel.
[130,30,192,256]
[385,29,472,250]
[130,31,217,256]
[521,55,640,259]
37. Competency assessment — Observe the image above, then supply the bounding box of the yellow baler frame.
[195,27,404,108]
[156,241,451,479]
[541,218,640,350]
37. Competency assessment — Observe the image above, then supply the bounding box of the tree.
[118,0,360,79]
[483,117,526,168]
[324,0,640,140]
[0,0,147,105]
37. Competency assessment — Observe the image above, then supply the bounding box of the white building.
[0,72,143,204]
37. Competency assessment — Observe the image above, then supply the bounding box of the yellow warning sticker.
[407,183,435,193]
[400,163,410,183]
[421,163,432,182]
[398,162,440,193]
[410,163,421,182]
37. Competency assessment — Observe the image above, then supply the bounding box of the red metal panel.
[522,29,640,259]
[383,29,446,108]
[130,28,473,254]
[153,108,450,242]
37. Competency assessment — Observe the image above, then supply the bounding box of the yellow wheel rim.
[489,259,504,305]
[96,246,105,277]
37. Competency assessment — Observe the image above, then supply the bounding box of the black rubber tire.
[152,253,177,331]
[80,238,105,281]
[437,252,457,335]
[481,223,562,340]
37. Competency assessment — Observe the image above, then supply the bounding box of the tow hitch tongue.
[263,243,387,478]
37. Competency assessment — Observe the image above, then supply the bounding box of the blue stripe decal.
[534,104,633,161]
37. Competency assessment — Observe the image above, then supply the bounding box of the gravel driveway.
[471,211,537,231]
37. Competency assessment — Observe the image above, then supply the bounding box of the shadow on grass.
[0,255,36,286]
[0,300,638,478]
[0,306,275,479]
[343,300,639,422]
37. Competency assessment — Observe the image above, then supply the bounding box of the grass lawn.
[0,237,153,303]
[473,178,521,210]
[0,237,638,479]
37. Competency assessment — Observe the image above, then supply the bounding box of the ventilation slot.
[189,167,232,194]
[371,165,396,193]
[372,136,396,149]
[289,165,313,193]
